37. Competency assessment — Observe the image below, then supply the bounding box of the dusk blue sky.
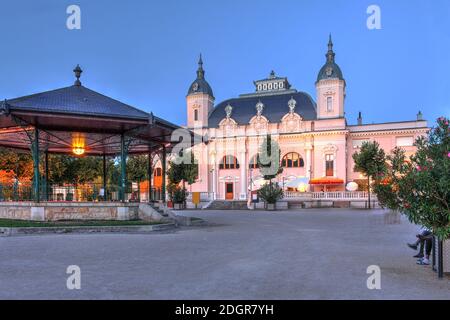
[0,0,448,126]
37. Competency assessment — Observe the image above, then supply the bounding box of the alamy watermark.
[66,5,81,30]
[367,5,382,30]
[66,265,81,290]
[366,265,381,290]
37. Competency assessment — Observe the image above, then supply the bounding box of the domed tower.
[187,54,215,128]
[316,35,346,119]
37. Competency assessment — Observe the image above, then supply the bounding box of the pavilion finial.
[73,64,83,86]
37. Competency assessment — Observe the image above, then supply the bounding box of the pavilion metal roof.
[5,85,150,120]
[0,67,199,156]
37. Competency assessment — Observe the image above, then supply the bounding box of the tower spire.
[197,53,205,79]
[326,34,335,63]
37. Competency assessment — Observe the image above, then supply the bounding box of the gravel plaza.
[0,208,448,300]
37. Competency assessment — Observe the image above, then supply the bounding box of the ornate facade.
[183,36,428,200]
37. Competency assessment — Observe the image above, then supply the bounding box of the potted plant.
[257,182,284,211]
[172,187,187,210]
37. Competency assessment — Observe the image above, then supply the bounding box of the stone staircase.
[206,200,249,210]
[139,202,171,222]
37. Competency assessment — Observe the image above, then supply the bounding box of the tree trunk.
[367,176,371,209]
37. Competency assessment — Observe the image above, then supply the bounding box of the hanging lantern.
[72,133,86,156]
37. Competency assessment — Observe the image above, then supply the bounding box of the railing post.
[102,153,107,201]
[148,151,152,202]
[44,150,49,201]
[119,133,128,203]
[32,128,40,203]
[161,145,166,203]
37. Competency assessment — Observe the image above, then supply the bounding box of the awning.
[309,177,344,185]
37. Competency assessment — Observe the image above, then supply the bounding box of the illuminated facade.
[184,37,428,200]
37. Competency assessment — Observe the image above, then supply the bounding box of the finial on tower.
[326,34,335,63]
[73,64,83,86]
[357,111,363,125]
[417,110,423,121]
[196,54,205,79]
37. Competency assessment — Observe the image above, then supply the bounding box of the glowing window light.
[72,133,86,156]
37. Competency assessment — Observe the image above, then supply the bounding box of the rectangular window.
[325,154,334,177]
[327,97,333,112]
[396,136,414,147]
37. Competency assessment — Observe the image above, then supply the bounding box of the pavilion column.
[102,154,107,201]
[212,164,217,200]
[305,146,312,179]
[44,150,49,201]
[119,133,128,203]
[161,145,167,203]
[147,151,152,202]
[239,150,247,200]
[31,128,40,203]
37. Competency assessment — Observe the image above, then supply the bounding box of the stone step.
[206,200,249,210]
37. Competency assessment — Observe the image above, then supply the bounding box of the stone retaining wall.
[0,202,139,221]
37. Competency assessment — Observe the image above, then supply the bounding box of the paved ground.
[0,209,449,300]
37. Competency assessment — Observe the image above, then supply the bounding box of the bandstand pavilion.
[0,66,191,220]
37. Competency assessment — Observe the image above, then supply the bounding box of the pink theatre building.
[184,37,428,201]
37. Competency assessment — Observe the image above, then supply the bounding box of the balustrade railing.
[284,191,373,201]
[0,181,164,203]
[186,192,215,202]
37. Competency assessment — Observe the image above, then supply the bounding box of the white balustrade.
[284,191,373,201]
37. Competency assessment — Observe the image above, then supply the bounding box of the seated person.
[407,227,433,265]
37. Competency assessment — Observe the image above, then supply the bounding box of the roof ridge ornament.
[256,100,264,117]
[288,96,297,113]
[0,99,10,115]
[225,104,233,119]
[148,112,155,125]
[73,64,83,86]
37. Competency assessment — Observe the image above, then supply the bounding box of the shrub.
[257,182,284,204]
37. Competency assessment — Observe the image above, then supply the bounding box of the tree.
[127,155,148,200]
[373,147,406,212]
[375,117,449,239]
[352,141,387,209]
[257,135,283,182]
[167,151,198,188]
[167,150,198,204]
[0,147,33,182]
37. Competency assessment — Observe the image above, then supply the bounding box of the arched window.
[281,152,304,168]
[194,109,199,121]
[249,155,260,169]
[219,155,240,170]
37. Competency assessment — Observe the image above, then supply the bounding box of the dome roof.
[187,55,214,98]
[317,35,344,82]
[317,62,344,82]
[188,78,214,97]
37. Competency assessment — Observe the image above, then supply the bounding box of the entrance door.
[225,183,234,200]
